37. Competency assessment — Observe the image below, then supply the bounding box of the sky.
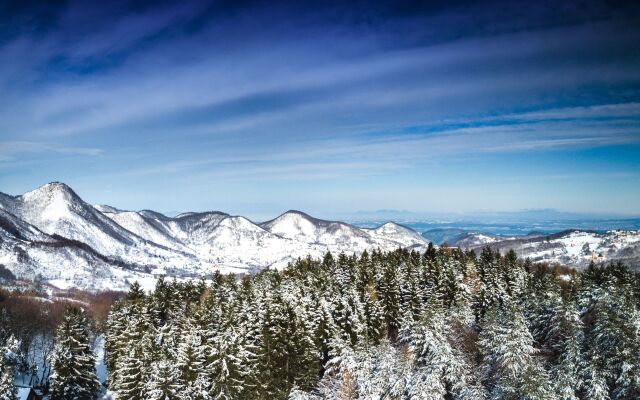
[0,0,639,220]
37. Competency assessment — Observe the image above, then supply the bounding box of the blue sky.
[0,0,639,219]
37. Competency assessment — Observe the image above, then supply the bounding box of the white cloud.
[0,141,103,161]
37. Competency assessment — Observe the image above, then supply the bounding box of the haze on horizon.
[1,0,639,219]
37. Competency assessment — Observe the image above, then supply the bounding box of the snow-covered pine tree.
[113,346,145,400]
[378,260,401,340]
[144,360,180,400]
[479,303,553,400]
[233,287,265,400]
[308,297,338,381]
[397,259,422,320]
[361,283,384,344]
[0,344,17,400]
[104,302,131,385]
[500,249,526,299]
[50,306,100,400]
[206,324,246,400]
[581,264,640,399]
[126,281,146,302]
[331,287,365,346]
[546,298,585,399]
[112,302,158,400]
[400,299,486,399]
[474,246,505,323]
[176,323,205,388]
[584,355,611,400]
[525,267,563,344]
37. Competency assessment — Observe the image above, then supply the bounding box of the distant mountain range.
[0,183,428,290]
[422,229,640,269]
[1,183,638,291]
[347,208,640,223]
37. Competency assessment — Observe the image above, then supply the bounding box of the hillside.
[0,183,431,290]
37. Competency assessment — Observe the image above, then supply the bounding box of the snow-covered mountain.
[0,183,430,290]
[455,230,640,269]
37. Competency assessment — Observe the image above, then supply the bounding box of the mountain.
[364,222,427,248]
[0,183,432,290]
[421,228,469,246]
[453,230,640,268]
[2,183,638,291]
[0,206,139,290]
[261,210,374,245]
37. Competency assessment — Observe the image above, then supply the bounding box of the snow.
[95,335,108,385]
[48,279,75,290]
[17,387,31,400]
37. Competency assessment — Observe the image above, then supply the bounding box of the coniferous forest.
[2,246,640,399]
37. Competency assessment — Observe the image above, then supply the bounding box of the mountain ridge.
[2,182,638,291]
[0,183,431,290]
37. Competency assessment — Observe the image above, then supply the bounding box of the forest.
[1,245,639,399]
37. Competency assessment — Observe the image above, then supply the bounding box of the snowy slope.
[1,183,137,251]
[365,222,427,248]
[0,183,202,272]
[0,183,432,290]
[98,208,188,251]
[261,211,373,246]
[0,223,143,291]
[454,232,502,248]
[457,230,640,269]
[0,208,52,242]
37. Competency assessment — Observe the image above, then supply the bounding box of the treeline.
[101,246,640,400]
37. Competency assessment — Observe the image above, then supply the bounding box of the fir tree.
[479,304,553,400]
[547,298,585,399]
[0,347,17,400]
[113,346,146,400]
[50,307,100,400]
[145,361,180,400]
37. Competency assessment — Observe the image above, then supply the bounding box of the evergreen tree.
[145,361,180,400]
[0,347,17,400]
[206,325,246,400]
[175,325,205,389]
[100,250,640,400]
[400,301,485,399]
[479,304,553,400]
[547,298,585,399]
[378,260,401,339]
[127,281,146,301]
[113,346,146,400]
[50,307,100,400]
[584,357,611,400]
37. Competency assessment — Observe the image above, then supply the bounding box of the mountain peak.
[261,210,328,229]
[23,181,80,202]
[41,181,74,193]
[369,221,425,243]
[375,221,411,232]
[280,209,314,219]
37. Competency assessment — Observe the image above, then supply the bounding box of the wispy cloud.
[0,141,102,161]
[0,0,639,214]
[99,101,639,186]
